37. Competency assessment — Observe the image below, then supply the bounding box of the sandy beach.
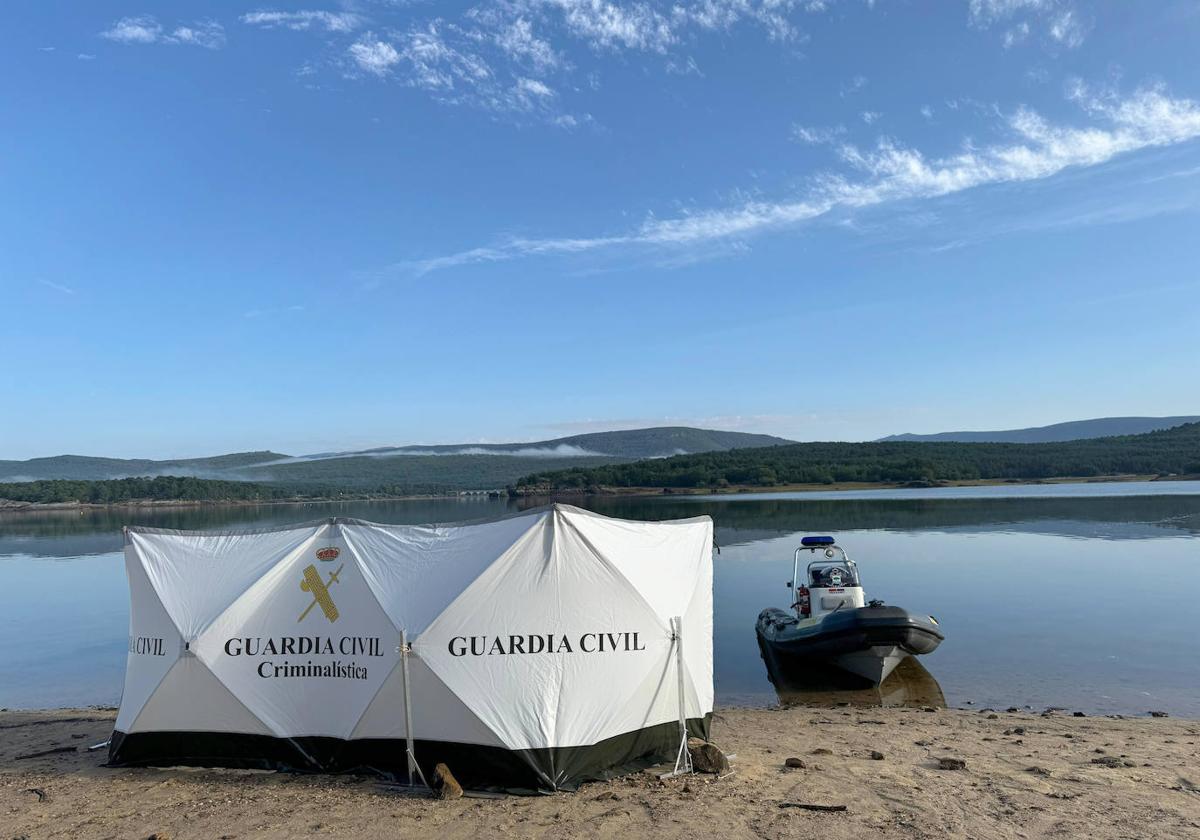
[3,706,1197,839]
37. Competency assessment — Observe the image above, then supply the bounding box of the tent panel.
[115,549,182,733]
[560,506,712,620]
[679,562,715,716]
[415,509,675,751]
[349,655,506,748]
[130,525,327,640]
[196,532,400,739]
[128,655,273,736]
[344,513,541,638]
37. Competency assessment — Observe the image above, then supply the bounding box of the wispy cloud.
[101,16,225,49]
[390,83,1200,276]
[348,33,402,77]
[37,279,75,295]
[241,10,363,33]
[346,24,572,118]
[792,123,846,145]
[240,0,860,120]
[968,0,1088,48]
[840,74,867,97]
[243,304,304,319]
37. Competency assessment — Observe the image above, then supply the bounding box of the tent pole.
[400,629,421,787]
[667,616,693,777]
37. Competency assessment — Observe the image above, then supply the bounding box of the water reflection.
[758,640,946,709]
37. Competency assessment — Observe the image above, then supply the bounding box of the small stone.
[1006,707,1020,713]
[1025,766,1052,777]
[1149,710,1169,718]
[812,747,833,755]
[913,739,932,747]
[937,757,967,771]
[922,706,937,713]
[869,751,885,761]
[1090,756,1126,769]
[1073,711,1086,717]
[987,713,999,719]
[147,834,171,840]
[784,757,806,769]
[432,763,464,799]
[593,791,620,801]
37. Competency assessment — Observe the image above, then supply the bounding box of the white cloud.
[860,110,881,125]
[101,15,225,48]
[241,10,364,33]
[78,53,97,61]
[919,104,934,120]
[101,16,163,44]
[516,77,554,97]
[491,16,560,70]
[1047,8,1085,47]
[968,0,1053,23]
[396,85,1200,275]
[550,0,676,52]
[348,34,401,77]
[168,21,226,49]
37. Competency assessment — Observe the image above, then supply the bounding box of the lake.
[3,481,1199,715]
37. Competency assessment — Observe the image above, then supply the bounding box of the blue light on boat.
[801,535,836,546]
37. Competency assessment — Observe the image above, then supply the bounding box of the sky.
[3,0,1200,460]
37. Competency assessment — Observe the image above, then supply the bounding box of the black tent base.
[107,715,711,792]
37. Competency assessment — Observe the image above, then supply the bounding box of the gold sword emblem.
[298,563,343,623]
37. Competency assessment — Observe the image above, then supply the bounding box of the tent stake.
[400,630,427,788]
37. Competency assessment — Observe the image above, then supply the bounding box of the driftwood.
[15,746,77,760]
[778,802,847,812]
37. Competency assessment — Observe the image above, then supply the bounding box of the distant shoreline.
[2,473,1196,514]
[519,472,1200,498]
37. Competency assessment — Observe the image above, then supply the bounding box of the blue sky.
[3,0,1200,459]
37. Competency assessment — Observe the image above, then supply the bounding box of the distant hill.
[0,451,288,482]
[0,428,792,493]
[515,422,1200,492]
[878,416,1200,444]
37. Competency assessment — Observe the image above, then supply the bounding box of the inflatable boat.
[755,536,943,685]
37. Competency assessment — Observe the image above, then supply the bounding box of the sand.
[2,706,1198,839]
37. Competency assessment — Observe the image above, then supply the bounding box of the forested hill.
[0,477,293,506]
[514,422,1200,492]
[879,416,1200,443]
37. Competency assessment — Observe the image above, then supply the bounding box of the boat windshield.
[809,561,859,588]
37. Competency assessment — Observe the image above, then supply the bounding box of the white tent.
[110,504,713,790]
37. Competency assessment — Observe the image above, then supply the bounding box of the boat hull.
[756,604,943,686]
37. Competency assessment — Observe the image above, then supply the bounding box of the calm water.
[2,482,1199,715]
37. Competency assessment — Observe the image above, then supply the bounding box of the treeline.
[0,476,295,505]
[514,422,1200,491]
[0,476,504,505]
